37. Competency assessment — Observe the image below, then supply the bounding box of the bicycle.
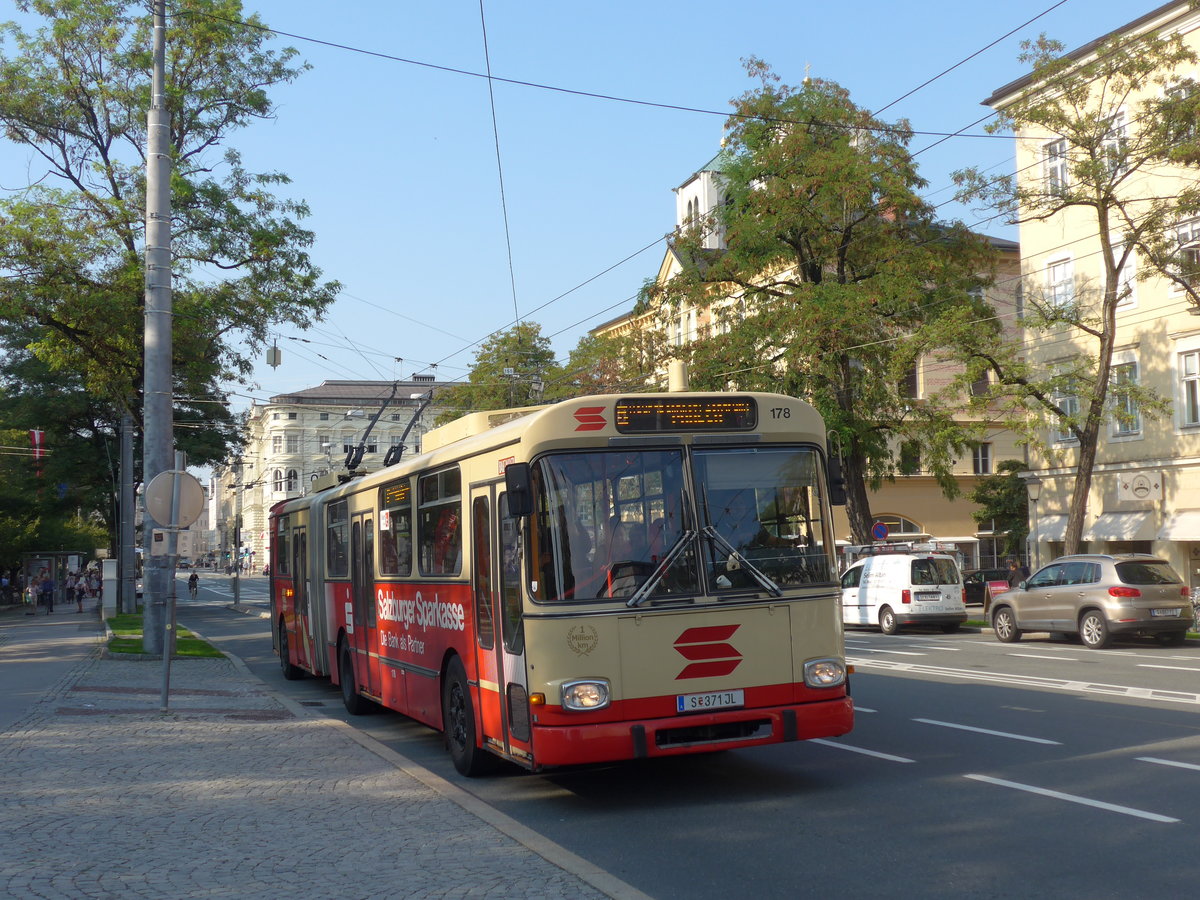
[188,578,199,601]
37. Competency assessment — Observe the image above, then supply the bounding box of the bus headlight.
[804,658,847,688]
[561,679,611,711]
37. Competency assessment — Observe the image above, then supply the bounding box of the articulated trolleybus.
[270,390,853,775]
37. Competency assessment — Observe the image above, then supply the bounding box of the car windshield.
[1116,560,1182,585]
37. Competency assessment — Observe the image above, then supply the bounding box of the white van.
[840,552,967,634]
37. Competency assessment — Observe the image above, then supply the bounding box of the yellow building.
[984,0,1200,586]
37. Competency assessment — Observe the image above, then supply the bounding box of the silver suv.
[990,554,1192,649]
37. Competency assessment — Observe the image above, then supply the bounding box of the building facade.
[212,377,447,571]
[984,1,1200,589]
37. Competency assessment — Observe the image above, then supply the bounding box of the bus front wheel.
[442,657,491,776]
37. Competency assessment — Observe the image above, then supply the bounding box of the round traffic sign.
[871,521,890,541]
[144,470,205,528]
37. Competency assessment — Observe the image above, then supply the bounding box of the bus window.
[274,515,290,576]
[499,493,524,653]
[695,447,833,588]
[472,496,494,650]
[529,450,695,602]
[379,479,412,576]
[419,467,462,576]
[327,500,348,577]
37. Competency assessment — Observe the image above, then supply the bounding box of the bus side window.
[419,467,462,576]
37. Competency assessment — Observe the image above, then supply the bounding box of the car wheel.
[1155,631,1187,647]
[442,656,492,776]
[339,642,371,715]
[278,621,303,681]
[879,606,899,635]
[992,606,1021,643]
[1079,610,1111,649]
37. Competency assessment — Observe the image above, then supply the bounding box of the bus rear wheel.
[278,621,303,681]
[339,643,371,715]
[442,657,491,776]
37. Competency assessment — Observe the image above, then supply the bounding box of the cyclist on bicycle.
[187,571,199,600]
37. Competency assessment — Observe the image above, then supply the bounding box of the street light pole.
[1026,476,1043,571]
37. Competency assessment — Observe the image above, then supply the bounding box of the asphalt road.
[176,581,1200,900]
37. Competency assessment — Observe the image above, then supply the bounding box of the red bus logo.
[673,624,742,679]
[573,406,607,431]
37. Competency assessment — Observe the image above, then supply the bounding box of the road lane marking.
[852,706,877,713]
[964,775,1179,823]
[847,657,1200,706]
[1009,653,1078,661]
[809,739,914,763]
[1138,664,1200,672]
[1137,757,1200,772]
[913,718,1060,745]
[843,648,927,656]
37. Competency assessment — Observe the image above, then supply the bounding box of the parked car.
[841,552,968,634]
[963,567,1011,606]
[990,554,1192,649]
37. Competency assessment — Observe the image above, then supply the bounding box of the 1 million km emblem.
[567,624,598,656]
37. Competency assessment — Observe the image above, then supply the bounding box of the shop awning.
[1158,510,1200,541]
[1033,514,1067,542]
[1083,511,1154,541]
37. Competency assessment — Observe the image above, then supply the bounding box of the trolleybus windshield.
[528,444,833,604]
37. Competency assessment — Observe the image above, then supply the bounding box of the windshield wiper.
[627,530,696,608]
[703,526,782,597]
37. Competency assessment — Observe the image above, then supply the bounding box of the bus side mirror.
[505,463,533,516]
[827,455,846,507]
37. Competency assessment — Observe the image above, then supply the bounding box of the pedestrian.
[75,573,85,613]
[39,573,55,614]
[1006,559,1023,587]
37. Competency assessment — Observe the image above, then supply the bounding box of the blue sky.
[11,1,1162,409]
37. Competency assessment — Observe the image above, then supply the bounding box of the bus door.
[470,487,532,762]
[290,525,316,670]
[350,513,381,699]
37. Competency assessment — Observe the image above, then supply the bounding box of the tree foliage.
[647,61,999,542]
[433,322,559,424]
[954,30,1200,553]
[968,459,1030,559]
[0,0,339,422]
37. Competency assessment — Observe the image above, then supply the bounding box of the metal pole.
[160,451,185,712]
[1031,498,1040,571]
[232,461,242,607]
[142,0,173,654]
[120,414,137,614]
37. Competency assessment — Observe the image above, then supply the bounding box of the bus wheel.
[339,643,371,715]
[443,657,491,776]
[278,622,303,681]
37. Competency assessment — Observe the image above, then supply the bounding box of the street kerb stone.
[0,653,613,900]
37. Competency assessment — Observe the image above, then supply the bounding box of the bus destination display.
[614,397,757,433]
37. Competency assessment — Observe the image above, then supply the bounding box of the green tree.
[546,328,659,400]
[968,459,1030,560]
[434,322,559,424]
[954,31,1199,554]
[0,0,339,429]
[648,60,999,543]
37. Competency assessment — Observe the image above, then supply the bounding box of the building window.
[273,469,283,492]
[970,370,991,397]
[877,514,922,536]
[1180,350,1200,427]
[1174,219,1200,290]
[287,412,297,420]
[1166,82,1197,144]
[972,443,992,475]
[902,363,919,399]
[1044,138,1069,194]
[899,441,921,475]
[1102,111,1127,174]
[1111,362,1141,436]
[1053,381,1079,442]
[272,413,280,421]
[286,433,300,454]
[1116,244,1136,308]
[1047,258,1074,310]
[271,434,283,454]
[286,469,298,492]
[319,412,329,421]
